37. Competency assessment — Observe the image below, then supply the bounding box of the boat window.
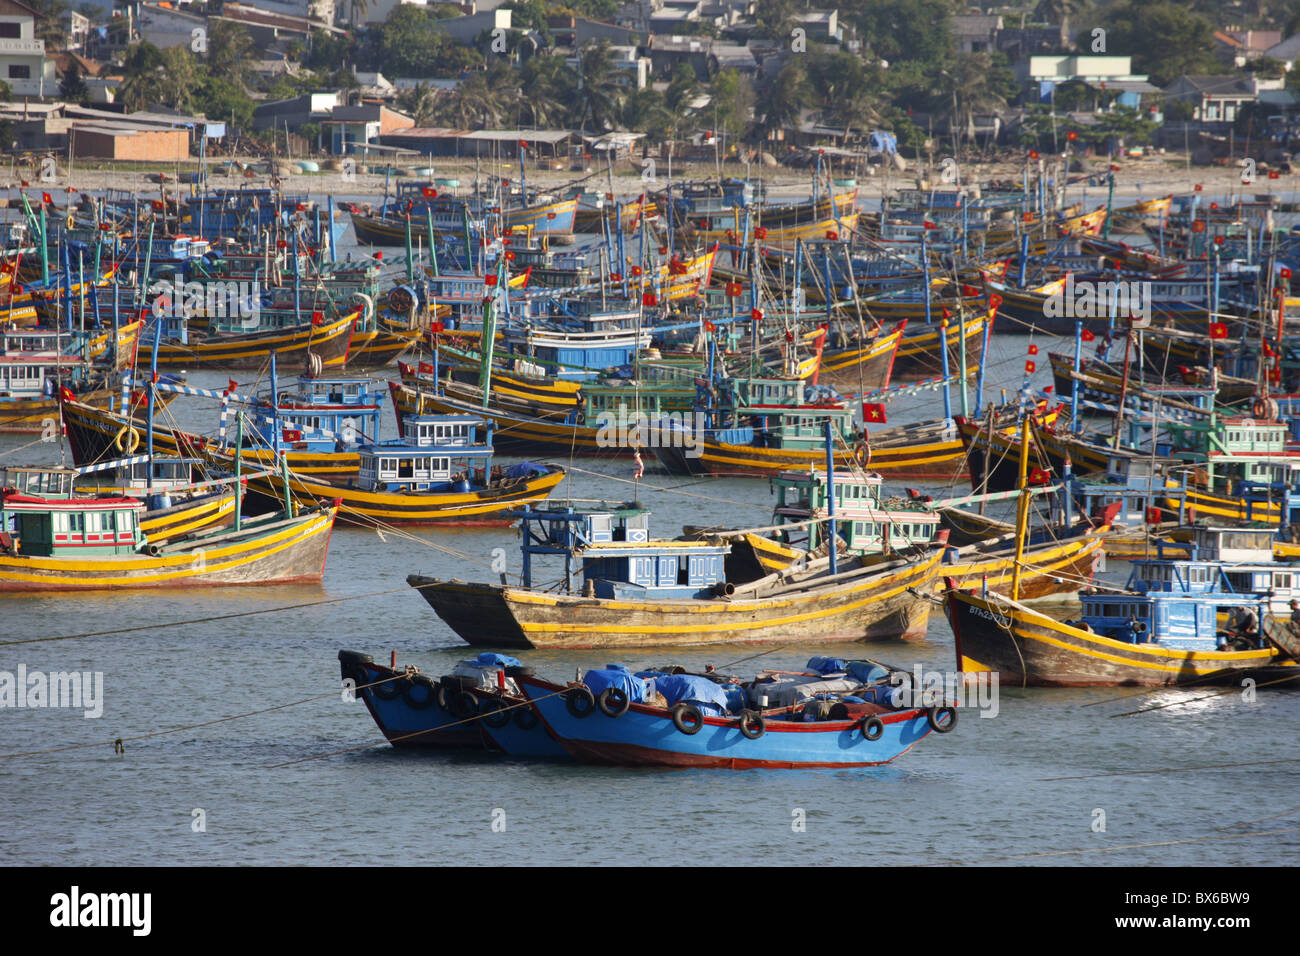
[1275,573,1292,589]
[399,459,414,479]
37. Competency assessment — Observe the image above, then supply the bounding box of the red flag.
[311,311,323,326]
[642,292,658,307]
[754,228,767,239]
[863,402,887,424]
[421,187,437,198]
[1028,467,1052,485]
[704,320,716,332]
[519,139,528,148]
[1066,131,1077,141]
[1283,268,1293,279]
[430,320,445,333]
[750,307,764,322]
[1208,323,1229,339]
[42,191,52,205]
[724,282,742,296]
[226,379,238,393]
[485,274,498,286]
[825,230,838,240]
[419,362,434,374]
[1081,329,1095,341]
[58,385,75,403]
[1025,360,1036,374]
[1028,344,1038,355]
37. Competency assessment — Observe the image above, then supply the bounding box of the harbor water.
[3,345,1297,867]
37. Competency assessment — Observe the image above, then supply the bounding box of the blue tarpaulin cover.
[472,652,522,667]
[582,664,648,702]
[653,674,732,716]
[869,131,898,155]
[847,661,891,684]
[807,656,848,675]
[506,462,548,479]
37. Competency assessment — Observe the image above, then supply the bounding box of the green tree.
[520,54,573,127]
[159,46,202,112]
[59,60,88,101]
[206,20,256,88]
[397,82,443,126]
[569,41,625,132]
[1033,0,1085,51]
[1103,1,1224,86]
[807,51,885,140]
[709,68,755,143]
[117,42,166,111]
[756,59,809,142]
[851,0,956,66]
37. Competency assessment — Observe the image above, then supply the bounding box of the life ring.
[860,716,884,741]
[66,214,75,231]
[575,410,585,425]
[373,674,402,701]
[927,706,957,733]
[402,676,437,710]
[597,686,630,717]
[514,705,539,730]
[854,441,869,467]
[114,425,141,455]
[565,685,596,718]
[671,702,704,735]
[480,696,512,728]
[739,711,765,739]
[1252,397,1279,420]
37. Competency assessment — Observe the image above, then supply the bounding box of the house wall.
[70,126,189,161]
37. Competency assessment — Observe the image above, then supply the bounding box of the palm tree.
[206,20,256,89]
[570,41,626,133]
[398,82,443,127]
[756,60,809,144]
[520,54,572,128]
[433,72,505,128]
[948,53,1009,152]
[1034,0,1084,51]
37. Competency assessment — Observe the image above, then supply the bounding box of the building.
[1026,55,1158,110]
[1214,30,1281,69]
[321,102,413,154]
[210,2,343,47]
[252,91,341,132]
[1163,74,1284,124]
[647,34,757,81]
[951,14,1002,54]
[58,9,90,52]
[428,9,511,44]
[379,126,572,158]
[0,0,56,100]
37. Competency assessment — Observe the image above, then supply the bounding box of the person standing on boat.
[1223,606,1260,650]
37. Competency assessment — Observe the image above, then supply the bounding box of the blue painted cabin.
[356,413,493,492]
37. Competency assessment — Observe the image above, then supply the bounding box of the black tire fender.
[373,674,402,701]
[402,676,438,710]
[565,685,596,718]
[514,705,540,730]
[450,689,478,719]
[861,716,884,741]
[671,702,704,735]
[481,696,512,728]
[739,710,765,739]
[927,706,957,733]
[597,686,630,717]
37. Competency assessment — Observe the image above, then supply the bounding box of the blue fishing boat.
[337,650,567,756]
[515,657,954,769]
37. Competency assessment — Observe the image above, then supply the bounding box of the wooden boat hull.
[237,462,566,525]
[390,381,631,458]
[939,532,1105,600]
[945,586,1295,687]
[0,386,174,434]
[61,399,361,480]
[518,675,938,769]
[816,321,903,394]
[406,549,943,649]
[0,507,335,591]
[153,312,356,369]
[346,324,421,367]
[337,651,492,750]
[140,487,238,541]
[893,312,987,381]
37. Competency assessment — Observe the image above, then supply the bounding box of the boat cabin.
[772,469,940,554]
[1078,526,1292,649]
[0,479,144,557]
[76,457,202,494]
[356,414,492,492]
[516,505,731,598]
[250,376,385,453]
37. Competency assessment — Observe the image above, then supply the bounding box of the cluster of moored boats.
[5,155,1300,768]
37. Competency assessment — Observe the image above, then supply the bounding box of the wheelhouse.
[356,414,493,492]
[0,475,145,557]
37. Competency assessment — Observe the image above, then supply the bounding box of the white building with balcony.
[0,0,55,100]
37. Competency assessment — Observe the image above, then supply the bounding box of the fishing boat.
[513,657,953,769]
[406,500,943,649]
[0,467,335,591]
[945,525,1300,686]
[231,412,566,526]
[337,650,561,754]
[149,307,358,370]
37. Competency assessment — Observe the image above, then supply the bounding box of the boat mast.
[1010,414,1031,602]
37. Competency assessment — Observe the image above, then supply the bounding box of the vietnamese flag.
[1028,343,1038,355]
[643,292,658,307]
[42,191,52,205]
[430,320,445,333]
[863,402,887,424]
[226,379,238,393]
[704,320,716,332]
[311,311,323,326]
[1208,323,1229,339]
[1025,360,1036,374]
[1028,467,1052,485]
[1081,329,1095,341]
[419,362,434,374]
